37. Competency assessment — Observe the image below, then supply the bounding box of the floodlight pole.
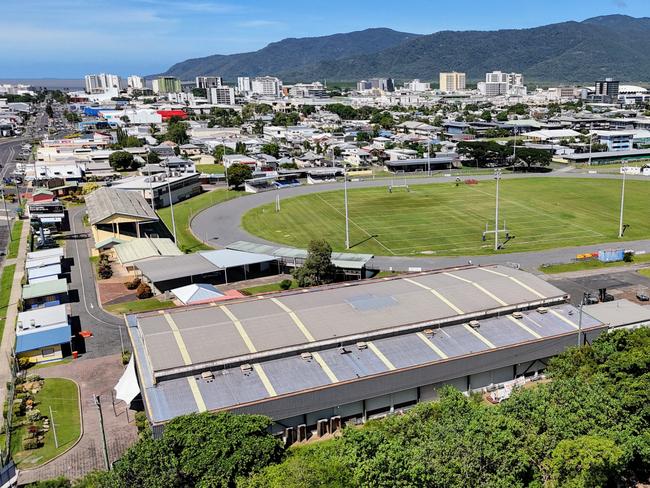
[588,123,593,166]
[618,162,626,238]
[494,169,501,251]
[167,179,177,244]
[577,292,586,347]
[426,140,431,176]
[344,165,350,249]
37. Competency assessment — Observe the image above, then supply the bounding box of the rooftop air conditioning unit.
[537,307,548,314]
[356,341,368,350]
[512,312,523,319]
[300,352,313,361]
[17,321,23,331]
[201,371,214,381]
[30,319,36,328]
[423,328,434,336]
[240,363,253,373]
[469,320,480,329]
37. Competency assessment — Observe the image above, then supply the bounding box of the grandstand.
[307,168,340,184]
[244,173,301,193]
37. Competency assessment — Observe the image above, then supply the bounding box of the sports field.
[241,178,650,256]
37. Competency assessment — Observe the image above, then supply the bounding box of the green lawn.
[7,220,23,259]
[0,264,16,340]
[105,297,176,314]
[540,253,650,274]
[240,280,298,295]
[11,378,81,468]
[638,268,650,278]
[157,189,241,253]
[196,163,225,174]
[242,178,650,256]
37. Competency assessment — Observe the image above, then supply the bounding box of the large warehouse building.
[126,265,607,438]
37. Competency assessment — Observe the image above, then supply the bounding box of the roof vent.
[356,341,368,350]
[423,328,435,336]
[201,371,214,381]
[469,320,480,329]
[240,363,253,373]
[338,346,350,355]
[17,321,23,331]
[512,312,523,319]
[537,307,548,314]
[300,352,313,361]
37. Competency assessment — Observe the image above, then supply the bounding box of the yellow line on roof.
[479,268,546,299]
[404,278,465,314]
[416,332,448,359]
[367,341,396,370]
[253,364,277,397]
[312,352,338,383]
[187,377,207,412]
[220,305,257,353]
[163,312,192,366]
[445,272,508,306]
[270,297,316,342]
[549,309,579,330]
[464,324,496,349]
[506,315,542,339]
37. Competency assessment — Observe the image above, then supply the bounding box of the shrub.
[623,251,634,263]
[136,282,153,299]
[121,351,132,365]
[25,374,42,382]
[125,278,141,290]
[279,279,293,290]
[22,437,38,450]
[98,262,113,279]
[134,411,148,433]
[27,409,41,422]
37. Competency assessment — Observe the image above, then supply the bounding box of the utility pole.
[426,140,431,176]
[166,180,177,243]
[618,163,626,238]
[588,122,593,166]
[577,292,586,347]
[494,169,501,251]
[93,395,110,470]
[343,165,350,250]
[1,189,11,241]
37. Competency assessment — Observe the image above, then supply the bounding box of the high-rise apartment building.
[196,76,223,89]
[207,86,235,105]
[84,73,120,94]
[237,77,252,94]
[404,79,431,92]
[127,75,145,90]
[439,72,466,92]
[357,80,372,91]
[250,76,283,97]
[152,77,182,94]
[479,71,525,97]
[594,78,619,100]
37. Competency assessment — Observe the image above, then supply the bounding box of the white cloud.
[237,19,283,28]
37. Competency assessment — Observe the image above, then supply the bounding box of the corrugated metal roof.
[114,238,182,264]
[26,248,64,261]
[86,187,158,225]
[200,249,276,268]
[27,264,61,280]
[15,324,72,353]
[17,304,68,328]
[22,278,68,300]
[136,254,220,282]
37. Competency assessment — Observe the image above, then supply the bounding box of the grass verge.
[157,189,241,253]
[540,254,650,274]
[0,264,16,340]
[240,280,297,295]
[196,163,225,174]
[11,378,81,468]
[7,220,23,259]
[105,297,176,314]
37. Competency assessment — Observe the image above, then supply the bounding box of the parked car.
[636,292,649,302]
[585,294,599,305]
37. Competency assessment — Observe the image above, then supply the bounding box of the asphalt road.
[66,206,125,359]
[191,171,650,274]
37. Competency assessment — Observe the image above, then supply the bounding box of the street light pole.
[577,292,586,347]
[344,165,350,249]
[426,140,431,177]
[1,189,11,241]
[618,163,626,238]
[494,169,501,251]
[167,180,177,244]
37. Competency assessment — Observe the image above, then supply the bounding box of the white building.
[479,71,526,97]
[207,87,235,105]
[404,79,430,92]
[251,76,283,97]
[288,82,326,97]
[439,72,466,92]
[196,76,223,89]
[127,75,145,90]
[84,73,120,94]
[237,77,252,94]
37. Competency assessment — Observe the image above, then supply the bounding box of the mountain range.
[159,15,650,84]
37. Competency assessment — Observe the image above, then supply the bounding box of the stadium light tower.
[619,159,627,238]
[494,168,501,251]
[344,164,350,249]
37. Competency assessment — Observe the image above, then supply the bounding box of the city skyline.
[1,0,648,77]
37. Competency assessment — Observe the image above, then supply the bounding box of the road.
[66,206,125,358]
[191,171,650,274]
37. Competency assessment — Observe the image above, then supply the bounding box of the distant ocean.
[0,78,84,89]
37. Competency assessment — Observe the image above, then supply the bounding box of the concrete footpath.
[0,219,30,409]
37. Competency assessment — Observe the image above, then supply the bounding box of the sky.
[1,0,648,78]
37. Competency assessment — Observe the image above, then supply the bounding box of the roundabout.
[191,172,650,271]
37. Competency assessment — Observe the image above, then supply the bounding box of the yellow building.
[86,187,159,249]
[16,305,71,364]
[439,72,466,92]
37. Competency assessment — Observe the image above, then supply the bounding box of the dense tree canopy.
[108,151,136,171]
[293,239,336,287]
[227,163,253,189]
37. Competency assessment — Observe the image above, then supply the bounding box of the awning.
[114,356,140,405]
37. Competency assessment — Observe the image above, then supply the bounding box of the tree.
[109,151,135,171]
[300,105,316,116]
[333,146,342,159]
[480,110,492,122]
[252,120,265,135]
[261,143,280,158]
[496,111,509,122]
[227,163,253,189]
[456,141,508,167]
[213,145,234,162]
[45,104,54,118]
[513,147,552,171]
[81,182,100,195]
[191,88,207,98]
[120,115,130,123]
[105,413,282,488]
[165,122,189,145]
[356,131,372,143]
[293,239,336,287]
[147,151,161,165]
